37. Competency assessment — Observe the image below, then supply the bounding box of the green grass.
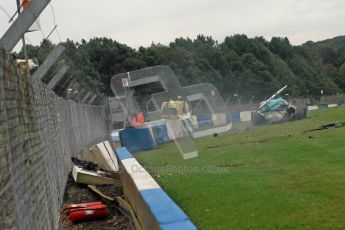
[136,107,345,230]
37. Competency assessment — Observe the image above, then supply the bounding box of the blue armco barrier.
[318,104,329,109]
[115,147,197,229]
[196,114,213,127]
[119,127,156,153]
[111,136,120,142]
[140,189,196,229]
[153,123,170,144]
[229,112,241,123]
[116,147,133,160]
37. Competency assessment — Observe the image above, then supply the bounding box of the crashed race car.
[251,85,307,125]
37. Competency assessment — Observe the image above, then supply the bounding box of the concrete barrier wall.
[116,147,197,230]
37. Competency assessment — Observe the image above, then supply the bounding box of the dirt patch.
[60,173,130,230]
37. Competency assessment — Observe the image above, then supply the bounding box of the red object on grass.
[68,204,109,223]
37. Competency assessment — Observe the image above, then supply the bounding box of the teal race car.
[251,86,307,125]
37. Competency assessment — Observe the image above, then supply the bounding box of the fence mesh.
[0,50,107,230]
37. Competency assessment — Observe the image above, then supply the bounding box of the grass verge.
[136,107,345,230]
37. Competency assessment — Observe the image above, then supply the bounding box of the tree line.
[20,34,345,102]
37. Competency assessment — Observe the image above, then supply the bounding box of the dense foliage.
[22,35,345,101]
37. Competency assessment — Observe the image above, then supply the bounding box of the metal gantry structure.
[0,0,100,105]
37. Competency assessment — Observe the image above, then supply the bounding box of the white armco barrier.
[240,111,252,122]
[307,105,319,111]
[212,113,227,126]
[328,104,338,108]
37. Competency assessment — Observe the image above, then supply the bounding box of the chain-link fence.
[0,50,107,230]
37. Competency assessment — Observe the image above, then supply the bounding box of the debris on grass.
[205,145,222,149]
[305,122,344,132]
